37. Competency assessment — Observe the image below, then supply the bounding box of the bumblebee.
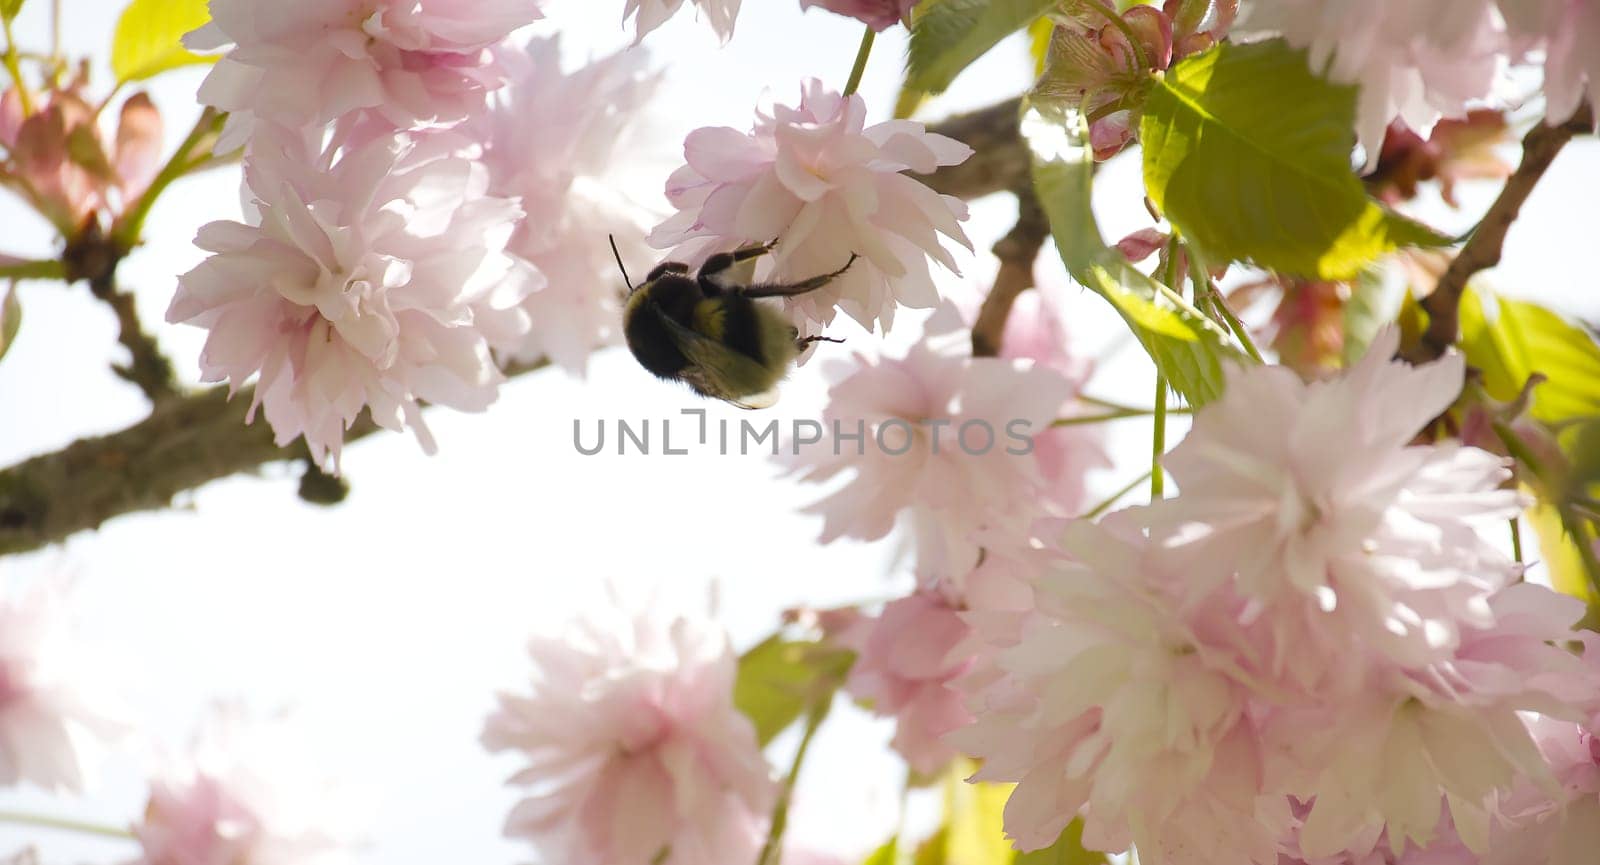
[617,239,855,408]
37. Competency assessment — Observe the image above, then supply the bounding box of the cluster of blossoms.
[1244,0,1600,159]
[649,78,975,334]
[780,296,1108,773]
[1033,0,1594,166]
[168,0,546,468]
[1034,0,1239,158]
[168,0,683,467]
[780,300,1098,577]
[166,0,961,468]
[482,598,776,865]
[950,330,1600,863]
[628,0,918,42]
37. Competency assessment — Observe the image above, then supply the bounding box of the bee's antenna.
[609,234,635,292]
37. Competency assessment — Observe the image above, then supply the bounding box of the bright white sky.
[1,1,1597,864]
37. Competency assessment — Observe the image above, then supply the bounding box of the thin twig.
[971,187,1049,357]
[0,259,66,280]
[1411,103,1594,363]
[0,810,134,841]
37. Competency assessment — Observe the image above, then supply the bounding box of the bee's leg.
[795,334,846,352]
[697,241,777,293]
[741,254,859,299]
[647,261,692,282]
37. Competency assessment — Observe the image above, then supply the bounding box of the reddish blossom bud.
[114,93,164,201]
[799,0,918,31]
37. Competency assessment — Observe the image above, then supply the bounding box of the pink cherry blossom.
[1483,711,1600,865]
[842,591,972,775]
[482,600,776,865]
[990,288,1111,517]
[128,708,355,865]
[1244,0,1505,165]
[625,0,742,42]
[166,131,529,469]
[1499,0,1600,125]
[798,0,917,31]
[950,518,1289,861]
[186,0,543,150]
[471,36,661,374]
[1144,328,1522,672]
[780,339,1073,576]
[650,79,973,333]
[1257,583,1593,859]
[0,579,122,793]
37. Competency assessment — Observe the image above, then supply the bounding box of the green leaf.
[913,827,950,865]
[1026,107,1238,406]
[1141,39,1448,280]
[1,0,25,22]
[906,0,1055,94]
[945,778,1015,865]
[1342,267,1393,367]
[733,636,854,747]
[864,838,900,865]
[1527,500,1599,621]
[0,283,20,364]
[1027,16,1053,77]
[1013,821,1108,865]
[1458,289,1600,426]
[111,0,215,84]
[1567,418,1600,497]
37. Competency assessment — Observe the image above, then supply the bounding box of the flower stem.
[1083,469,1154,519]
[1,17,33,116]
[0,259,66,281]
[0,810,134,841]
[842,27,875,97]
[1189,254,1264,363]
[1053,406,1191,426]
[757,701,831,865]
[112,108,224,249]
[1151,377,1167,499]
[1078,394,1154,413]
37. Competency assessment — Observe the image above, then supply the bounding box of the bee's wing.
[657,312,782,409]
[726,388,779,410]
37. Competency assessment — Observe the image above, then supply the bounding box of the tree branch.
[922,97,1028,202]
[1411,103,1594,362]
[63,224,179,404]
[0,358,550,555]
[0,95,1031,556]
[972,186,1050,357]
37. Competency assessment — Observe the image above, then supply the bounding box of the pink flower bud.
[114,92,164,201]
[799,0,918,31]
[0,88,23,149]
[1114,227,1168,263]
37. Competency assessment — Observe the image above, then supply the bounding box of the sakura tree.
[2,1,1599,864]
